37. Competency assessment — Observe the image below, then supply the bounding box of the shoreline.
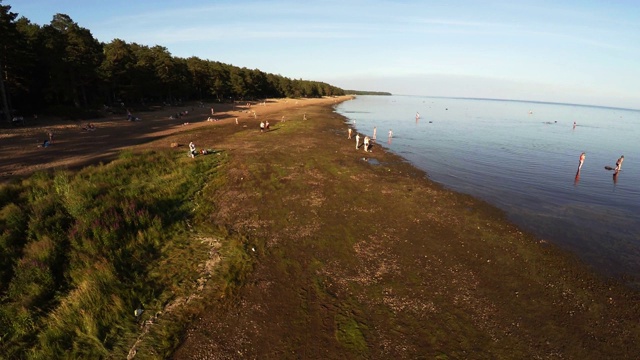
[173,99,640,358]
[337,95,640,288]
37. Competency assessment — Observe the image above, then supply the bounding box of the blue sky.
[7,0,640,109]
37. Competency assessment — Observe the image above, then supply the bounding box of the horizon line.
[384,94,640,113]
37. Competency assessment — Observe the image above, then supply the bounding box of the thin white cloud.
[121,27,358,44]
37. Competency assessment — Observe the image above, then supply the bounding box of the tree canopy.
[0,2,345,122]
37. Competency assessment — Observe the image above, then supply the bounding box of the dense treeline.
[0,1,344,123]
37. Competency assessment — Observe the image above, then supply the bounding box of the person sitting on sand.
[189,142,197,158]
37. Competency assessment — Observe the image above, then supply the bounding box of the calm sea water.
[335,95,640,283]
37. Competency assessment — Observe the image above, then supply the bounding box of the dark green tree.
[100,39,136,104]
[209,62,230,102]
[40,14,103,108]
[185,56,211,100]
[0,1,21,123]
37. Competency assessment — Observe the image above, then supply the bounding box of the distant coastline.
[391,94,640,112]
[345,90,392,96]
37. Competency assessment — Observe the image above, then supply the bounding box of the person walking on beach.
[48,130,54,144]
[355,134,360,149]
[363,136,370,152]
[260,121,265,132]
[348,128,353,139]
[615,155,624,172]
[265,120,270,131]
[372,127,377,140]
[578,152,586,171]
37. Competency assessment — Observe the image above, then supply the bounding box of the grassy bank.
[0,146,256,358]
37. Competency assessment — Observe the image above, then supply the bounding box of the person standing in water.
[578,152,586,170]
[372,127,377,140]
[615,155,624,172]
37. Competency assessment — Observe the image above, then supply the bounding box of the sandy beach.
[0,96,351,183]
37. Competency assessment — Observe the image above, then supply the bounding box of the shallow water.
[336,95,640,281]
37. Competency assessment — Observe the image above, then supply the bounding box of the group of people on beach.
[188,141,212,158]
[353,133,372,152]
[349,125,393,152]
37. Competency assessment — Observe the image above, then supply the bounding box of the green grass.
[334,312,368,356]
[0,148,245,358]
